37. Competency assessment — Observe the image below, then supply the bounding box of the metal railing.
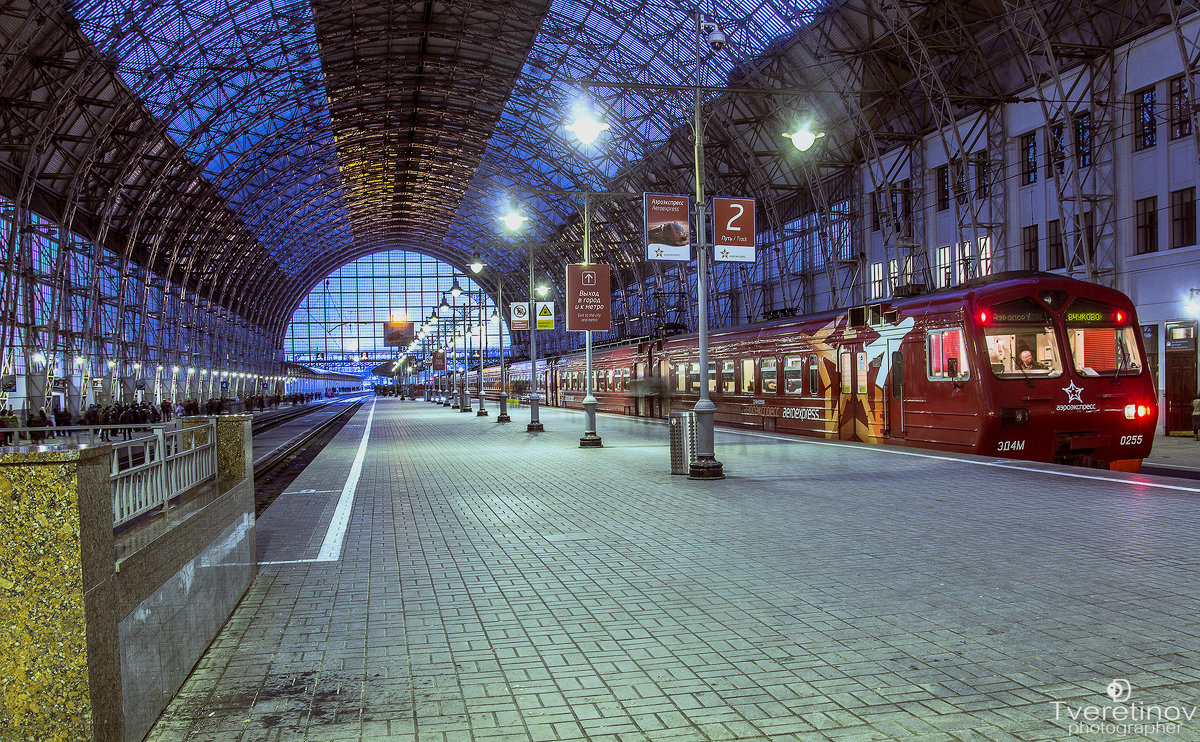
[1,422,218,528]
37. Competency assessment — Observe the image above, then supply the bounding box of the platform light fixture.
[500,211,527,232]
[564,108,609,145]
[1186,288,1200,317]
[784,123,824,152]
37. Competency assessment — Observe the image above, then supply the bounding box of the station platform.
[148,398,1200,741]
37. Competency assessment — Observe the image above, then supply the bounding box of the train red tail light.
[1125,403,1153,419]
[978,310,990,325]
[1114,310,1126,323]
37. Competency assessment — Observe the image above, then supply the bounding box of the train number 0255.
[1119,435,1143,446]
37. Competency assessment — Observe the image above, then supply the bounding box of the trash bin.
[669,411,696,475]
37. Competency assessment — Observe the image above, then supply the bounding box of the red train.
[473,272,1157,471]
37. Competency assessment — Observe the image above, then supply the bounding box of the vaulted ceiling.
[0,0,1176,340]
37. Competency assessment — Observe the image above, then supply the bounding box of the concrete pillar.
[0,444,121,741]
[179,414,253,483]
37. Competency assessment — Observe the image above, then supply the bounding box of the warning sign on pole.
[566,264,611,331]
[511,302,530,331]
[432,351,446,371]
[713,197,756,263]
[536,301,555,330]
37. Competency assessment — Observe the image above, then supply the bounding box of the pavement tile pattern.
[148,398,1200,741]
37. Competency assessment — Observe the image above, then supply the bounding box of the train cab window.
[808,353,820,393]
[722,360,737,393]
[784,355,804,394]
[1064,299,1143,376]
[690,362,701,392]
[739,359,754,393]
[979,298,1063,378]
[927,328,972,381]
[761,358,778,393]
[982,329,1063,378]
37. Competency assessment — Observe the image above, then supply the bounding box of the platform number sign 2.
[713,197,756,263]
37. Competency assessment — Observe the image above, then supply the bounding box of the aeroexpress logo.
[1051,679,1197,736]
[1056,381,1097,411]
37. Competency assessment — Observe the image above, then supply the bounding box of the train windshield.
[980,299,1063,378]
[1063,298,1143,377]
[983,326,1064,378]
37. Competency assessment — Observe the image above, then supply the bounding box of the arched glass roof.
[69,0,825,328]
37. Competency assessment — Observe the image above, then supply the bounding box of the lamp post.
[493,273,511,423]
[687,12,722,480]
[439,299,454,407]
[572,14,824,478]
[579,192,602,448]
[527,239,546,432]
[499,211,547,432]
[469,255,489,417]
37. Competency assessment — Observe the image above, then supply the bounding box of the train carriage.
[482,273,1157,470]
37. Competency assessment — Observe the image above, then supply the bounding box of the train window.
[708,361,718,392]
[675,364,686,392]
[623,369,631,390]
[839,351,853,393]
[808,353,819,393]
[721,360,735,393]
[982,325,1063,378]
[784,355,804,394]
[690,363,701,392]
[761,358,777,393]
[1064,300,1142,376]
[607,369,616,391]
[927,328,972,381]
[739,359,753,393]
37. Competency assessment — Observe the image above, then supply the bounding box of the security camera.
[701,22,726,52]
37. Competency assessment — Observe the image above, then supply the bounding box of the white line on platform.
[259,398,376,566]
[279,489,343,495]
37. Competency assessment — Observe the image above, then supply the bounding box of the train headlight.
[1001,407,1029,425]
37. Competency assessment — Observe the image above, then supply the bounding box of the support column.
[0,444,121,741]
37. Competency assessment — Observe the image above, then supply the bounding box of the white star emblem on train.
[1062,381,1084,403]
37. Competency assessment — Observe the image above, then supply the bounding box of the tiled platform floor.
[148,398,1200,741]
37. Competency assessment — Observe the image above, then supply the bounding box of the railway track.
[253,398,365,480]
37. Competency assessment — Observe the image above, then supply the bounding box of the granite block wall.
[0,445,122,742]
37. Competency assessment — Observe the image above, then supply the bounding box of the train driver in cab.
[1017,349,1044,370]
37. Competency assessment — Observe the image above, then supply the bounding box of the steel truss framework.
[0,0,1196,407]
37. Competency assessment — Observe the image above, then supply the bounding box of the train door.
[657,359,670,417]
[1164,350,1197,433]
[836,344,868,441]
[635,362,648,417]
[885,344,906,438]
